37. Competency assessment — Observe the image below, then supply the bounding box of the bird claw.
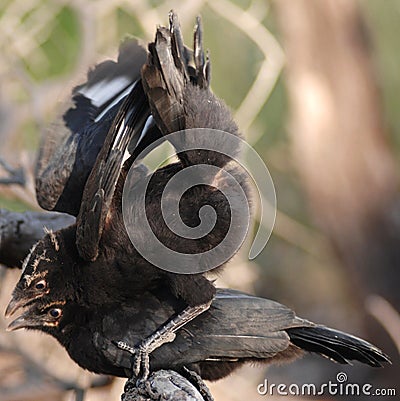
[115,302,211,380]
[133,347,149,379]
[116,330,177,380]
[116,340,149,379]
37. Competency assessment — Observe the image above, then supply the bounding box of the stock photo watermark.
[122,128,276,274]
[257,372,397,397]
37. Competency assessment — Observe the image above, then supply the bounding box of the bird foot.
[116,301,212,379]
[116,329,177,379]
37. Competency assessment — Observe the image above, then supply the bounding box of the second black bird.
[7,289,390,380]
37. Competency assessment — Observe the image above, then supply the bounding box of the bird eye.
[49,308,62,318]
[35,280,47,290]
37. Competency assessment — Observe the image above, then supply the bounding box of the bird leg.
[116,301,212,379]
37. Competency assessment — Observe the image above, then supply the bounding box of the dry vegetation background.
[0,0,399,400]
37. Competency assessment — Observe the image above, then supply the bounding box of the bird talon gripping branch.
[115,301,212,378]
[115,327,177,378]
[134,350,150,379]
[114,341,150,379]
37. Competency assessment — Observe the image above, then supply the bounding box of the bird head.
[5,227,77,318]
[6,300,67,333]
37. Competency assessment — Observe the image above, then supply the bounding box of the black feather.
[287,326,391,367]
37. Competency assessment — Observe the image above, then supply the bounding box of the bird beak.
[6,311,33,331]
[4,296,26,319]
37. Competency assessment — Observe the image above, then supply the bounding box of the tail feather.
[141,11,212,136]
[287,326,391,367]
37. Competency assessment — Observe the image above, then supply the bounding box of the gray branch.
[0,158,26,186]
[0,209,75,268]
[122,370,211,401]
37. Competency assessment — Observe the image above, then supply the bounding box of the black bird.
[6,14,250,358]
[7,289,390,380]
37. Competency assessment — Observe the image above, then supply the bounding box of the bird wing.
[168,289,295,361]
[151,289,391,369]
[97,289,296,372]
[75,14,213,261]
[141,12,210,136]
[35,38,148,217]
[95,288,390,377]
[75,80,152,261]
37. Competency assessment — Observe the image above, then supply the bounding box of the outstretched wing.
[74,14,209,262]
[35,38,148,216]
[75,80,154,261]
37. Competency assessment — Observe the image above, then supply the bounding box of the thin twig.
[366,295,400,355]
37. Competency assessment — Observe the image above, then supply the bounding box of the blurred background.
[0,0,399,400]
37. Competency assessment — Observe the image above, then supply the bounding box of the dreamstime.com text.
[257,372,396,397]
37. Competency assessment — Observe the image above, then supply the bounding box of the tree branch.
[0,209,75,268]
[0,158,26,186]
[121,370,211,401]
